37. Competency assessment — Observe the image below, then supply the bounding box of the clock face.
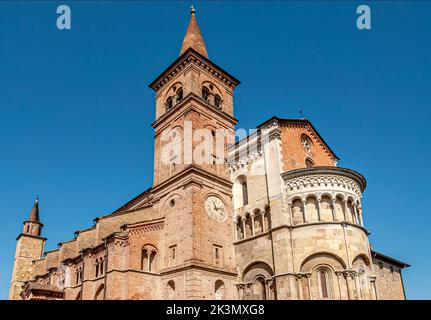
[204,196,226,222]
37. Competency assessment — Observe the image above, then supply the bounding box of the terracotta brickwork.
[279,121,337,172]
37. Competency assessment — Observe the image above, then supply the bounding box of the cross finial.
[191,5,196,16]
[35,195,39,203]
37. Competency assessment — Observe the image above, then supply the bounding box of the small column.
[306,274,312,300]
[302,200,307,223]
[234,220,238,240]
[244,284,252,300]
[261,211,266,232]
[237,284,245,300]
[354,274,362,300]
[250,214,255,236]
[358,206,364,226]
[352,203,359,224]
[345,271,356,300]
[242,218,246,239]
[265,279,274,300]
[343,200,348,221]
[147,251,152,272]
[296,275,304,300]
[287,203,293,226]
[316,197,322,221]
[335,271,343,300]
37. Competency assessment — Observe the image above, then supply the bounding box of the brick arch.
[300,252,347,273]
[163,81,183,102]
[141,244,158,272]
[242,261,274,283]
[214,280,225,300]
[201,80,223,98]
[94,284,104,300]
[75,290,81,300]
[352,253,371,267]
[166,280,176,300]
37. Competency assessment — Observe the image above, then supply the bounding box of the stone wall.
[9,235,45,300]
[373,258,406,300]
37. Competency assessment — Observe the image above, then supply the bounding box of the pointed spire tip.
[180,5,208,58]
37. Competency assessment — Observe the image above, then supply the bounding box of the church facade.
[9,10,409,300]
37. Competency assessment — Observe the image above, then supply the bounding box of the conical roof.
[179,7,208,58]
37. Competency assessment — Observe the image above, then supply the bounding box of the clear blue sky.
[0,1,430,300]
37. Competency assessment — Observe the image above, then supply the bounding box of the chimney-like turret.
[9,197,46,300]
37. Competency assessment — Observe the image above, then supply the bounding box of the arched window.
[166,97,173,111]
[99,257,105,276]
[241,181,249,206]
[320,195,333,221]
[301,134,313,153]
[215,280,225,300]
[305,158,315,167]
[176,88,183,102]
[166,280,176,300]
[358,267,368,299]
[95,261,99,278]
[233,175,249,209]
[76,267,82,285]
[305,196,319,222]
[149,251,156,272]
[292,199,304,225]
[141,245,157,272]
[245,214,253,238]
[214,95,222,109]
[253,276,267,300]
[316,267,332,299]
[264,207,271,230]
[346,200,355,223]
[202,87,209,101]
[319,270,328,298]
[334,196,345,221]
[254,210,263,235]
[242,262,275,300]
[94,284,104,300]
[236,216,244,240]
[75,270,79,285]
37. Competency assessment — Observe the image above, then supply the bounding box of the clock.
[204,196,226,222]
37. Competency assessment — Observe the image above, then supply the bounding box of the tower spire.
[27,196,40,222]
[179,6,208,58]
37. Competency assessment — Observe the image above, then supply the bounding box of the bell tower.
[149,8,241,299]
[9,197,46,300]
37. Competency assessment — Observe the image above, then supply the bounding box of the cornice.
[149,48,240,92]
[159,262,238,277]
[16,233,47,241]
[282,166,366,192]
[152,164,233,195]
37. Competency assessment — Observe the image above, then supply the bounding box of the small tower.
[9,197,46,300]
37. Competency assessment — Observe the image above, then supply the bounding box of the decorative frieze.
[228,149,263,172]
[128,222,165,235]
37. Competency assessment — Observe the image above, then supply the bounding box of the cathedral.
[9,9,409,300]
